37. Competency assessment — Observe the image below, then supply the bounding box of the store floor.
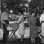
[0,37,41,44]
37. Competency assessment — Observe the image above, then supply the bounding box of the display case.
[9,14,29,28]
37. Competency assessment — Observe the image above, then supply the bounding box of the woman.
[18,10,25,42]
[27,12,38,43]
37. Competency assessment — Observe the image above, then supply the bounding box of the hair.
[31,11,35,14]
[4,7,8,11]
[31,11,37,17]
[42,7,44,10]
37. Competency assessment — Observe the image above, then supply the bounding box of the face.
[32,13,35,17]
[5,9,9,13]
[43,10,44,13]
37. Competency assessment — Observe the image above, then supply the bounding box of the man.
[40,10,44,43]
[1,7,9,43]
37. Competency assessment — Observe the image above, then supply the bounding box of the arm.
[1,19,5,24]
[18,16,23,24]
[27,17,31,27]
[40,15,43,23]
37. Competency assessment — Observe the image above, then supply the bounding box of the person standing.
[1,7,9,43]
[40,10,44,43]
[27,12,39,43]
[18,10,25,42]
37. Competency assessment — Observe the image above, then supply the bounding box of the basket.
[7,22,19,31]
[7,26,12,30]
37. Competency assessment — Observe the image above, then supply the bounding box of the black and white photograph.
[0,0,44,44]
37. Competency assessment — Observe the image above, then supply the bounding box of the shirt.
[40,13,44,23]
[1,11,9,20]
[40,13,44,36]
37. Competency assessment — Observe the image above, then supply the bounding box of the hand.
[1,20,5,24]
[2,21,5,24]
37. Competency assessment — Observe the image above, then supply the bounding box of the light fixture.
[0,10,1,13]
[4,6,7,8]
[10,10,13,13]
[3,4,4,5]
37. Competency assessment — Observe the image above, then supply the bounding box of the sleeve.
[18,16,22,22]
[1,13,3,20]
[40,15,43,23]
[1,13,3,21]
[18,16,23,24]
[1,13,4,23]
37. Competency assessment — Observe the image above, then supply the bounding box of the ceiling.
[0,0,1,10]
[1,0,28,3]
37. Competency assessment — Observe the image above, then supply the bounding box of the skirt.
[18,22,25,35]
[30,28,38,38]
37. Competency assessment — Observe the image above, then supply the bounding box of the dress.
[18,15,25,35]
[27,16,38,38]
